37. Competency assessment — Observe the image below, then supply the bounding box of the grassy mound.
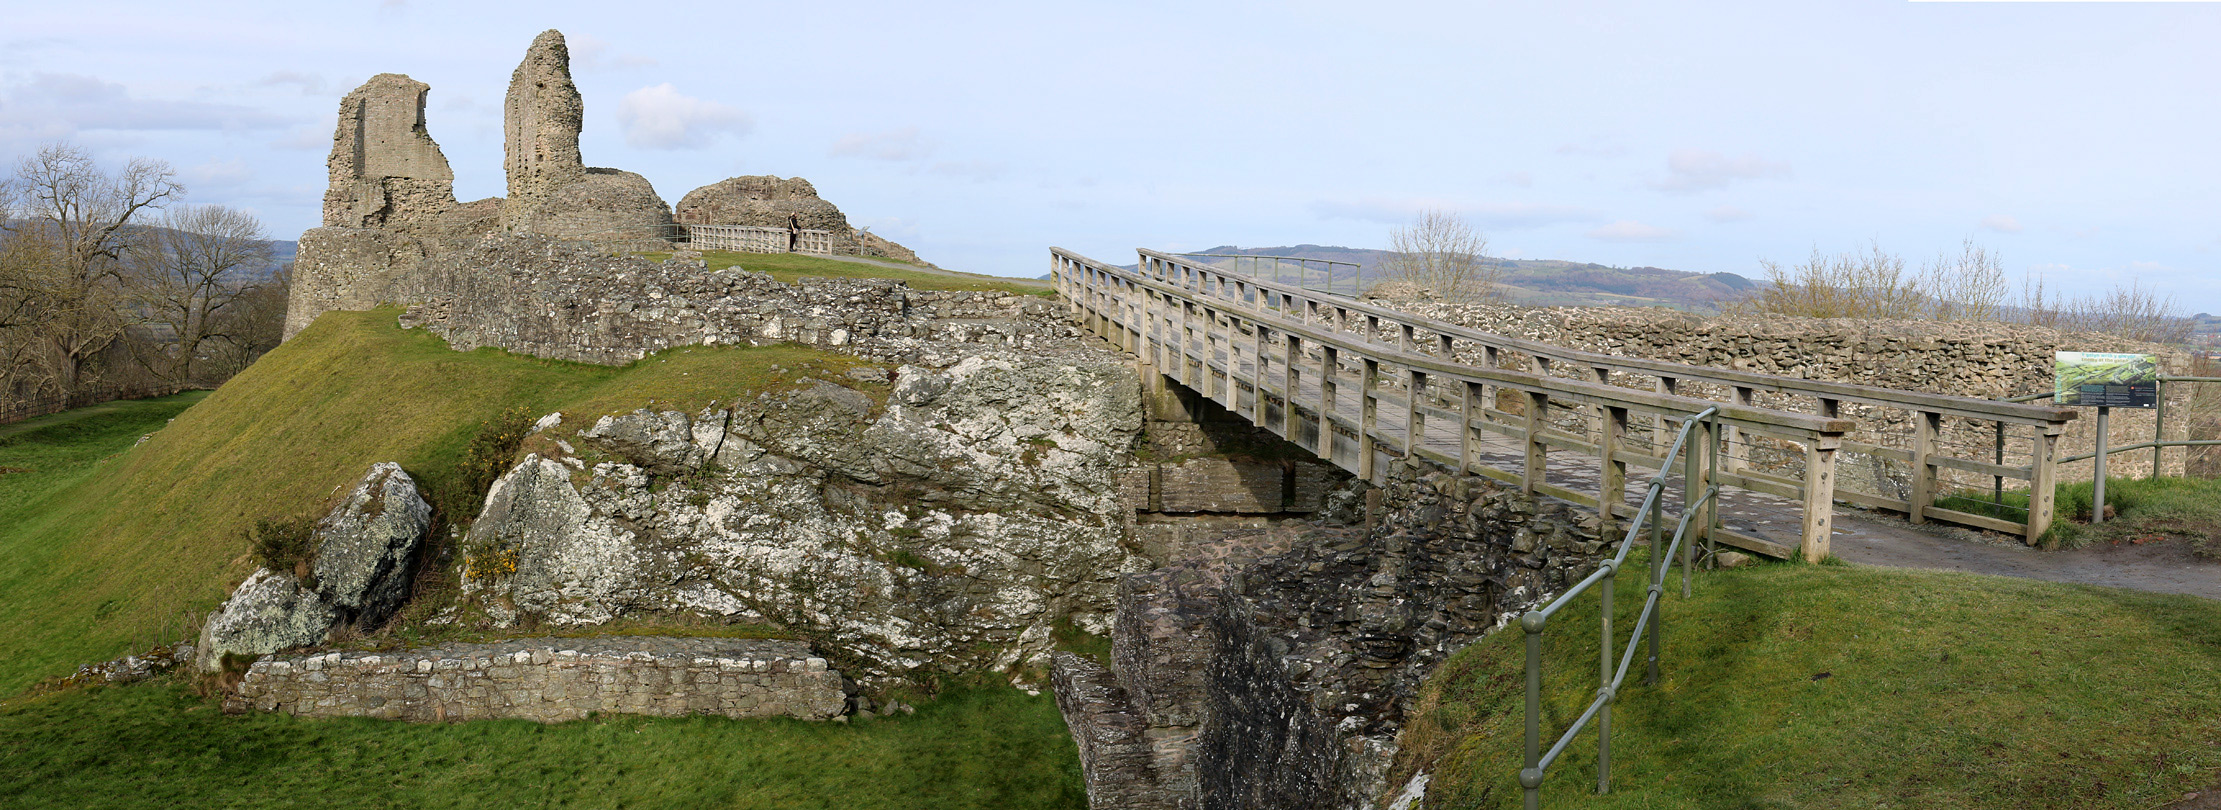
[1398,560,2221,809]
[0,309,875,694]
[643,250,1052,296]
[0,681,1083,809]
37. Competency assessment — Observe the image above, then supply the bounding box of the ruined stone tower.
[501,30,587,231]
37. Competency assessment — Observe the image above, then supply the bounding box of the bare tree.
[2020,275,2193,345]
[1925,239,2007,323]
[203,262,291,379]
[1,143,181,397]
[130,205,273,384]
[1736,239,2009,322]
[1374,210,1502,302]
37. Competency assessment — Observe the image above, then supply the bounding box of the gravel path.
[1830,509,2221,600]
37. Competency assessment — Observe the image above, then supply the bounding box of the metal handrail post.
[1523,611,1545,810]
[1645,495,1663,686]
[1598,561,1615,794]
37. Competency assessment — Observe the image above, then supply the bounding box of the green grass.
[0,680,1084,809]
[1936,475,2221,553]
[1397,560,2221,809]
[645,249,1052,296]
[0,309,881,694]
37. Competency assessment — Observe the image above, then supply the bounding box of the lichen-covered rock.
[195,569,341,672]
[461,353,1148,682]
[194,463,431,671]
[312,462,433,621]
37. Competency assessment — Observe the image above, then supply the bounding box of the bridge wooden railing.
[1054,247,1865,562]
[1055,247,2081,552]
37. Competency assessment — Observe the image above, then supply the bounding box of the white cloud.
[616,84,750,149]
[182,158,254,187]
[1704,204,1752,223]
[257,71,326,96]
[1653,149,1790,193]
[1586,220,1677,242]
[829,127,931,161]
[570,33,658,71]
[1497,171,1533,188]
[1979,214,2023,234]
[0,73,291,143]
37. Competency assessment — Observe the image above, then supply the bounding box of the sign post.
[2055,352,2160,524]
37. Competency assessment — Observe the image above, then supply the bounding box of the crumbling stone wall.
[1055,463,1609,810]
[322,73,456,235]
[391,234,1065,366]
[231,637,845,723]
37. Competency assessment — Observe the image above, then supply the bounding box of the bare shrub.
[1374,210,1502,303]
[1733,239,2004,321]
[2018,275,2193,345]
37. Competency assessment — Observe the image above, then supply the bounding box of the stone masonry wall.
[231,637,845,723]
[1055,462,1610,810]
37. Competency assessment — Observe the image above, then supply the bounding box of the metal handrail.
[1520,407,1721,810]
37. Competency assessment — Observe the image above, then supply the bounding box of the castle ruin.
[285,29,924,340]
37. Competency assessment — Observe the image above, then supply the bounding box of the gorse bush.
[245,516,315,575]
[445,406,536,519]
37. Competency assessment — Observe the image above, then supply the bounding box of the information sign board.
[2054,352,2159,408]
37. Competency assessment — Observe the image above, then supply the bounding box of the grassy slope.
[1941,476,2221,554]
[1401,560,2221,809]
[0,309,873,694]
[645,249,1052,296]
[0,682,1083,809]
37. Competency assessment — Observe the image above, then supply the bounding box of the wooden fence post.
[1523,391,1549,495]
[1361,358,1380,483]
[1802,443,1838,563]
[1911,410,1939,524]
[1601,406,1629,540]
[2028,428,2062,544]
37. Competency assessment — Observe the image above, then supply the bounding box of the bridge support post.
[1405,370,1426,465]
[1601,406,1629,542]
[1360,359,1380,483]
[1321,346,1339,464]
[1522,392,1548,495]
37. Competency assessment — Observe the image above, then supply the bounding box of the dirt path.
[1830,509,2221,600]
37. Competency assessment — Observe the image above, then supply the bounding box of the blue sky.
[2,0,2215,311]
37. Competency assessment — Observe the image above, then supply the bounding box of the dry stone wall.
[1398,301,2195,481]
[231,637,845,723]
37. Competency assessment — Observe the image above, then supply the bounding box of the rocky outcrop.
[195,463,431,670]
[232,637,846,723]
[1055,464,1612,810]
[502,29,586,230]
[458,355,1150,683]
[322,73,456,235]
[392,233,1075,366]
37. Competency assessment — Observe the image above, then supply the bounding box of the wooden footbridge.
[1050,248,2079,561]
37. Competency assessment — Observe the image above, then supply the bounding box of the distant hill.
[1175,245,1752,312]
